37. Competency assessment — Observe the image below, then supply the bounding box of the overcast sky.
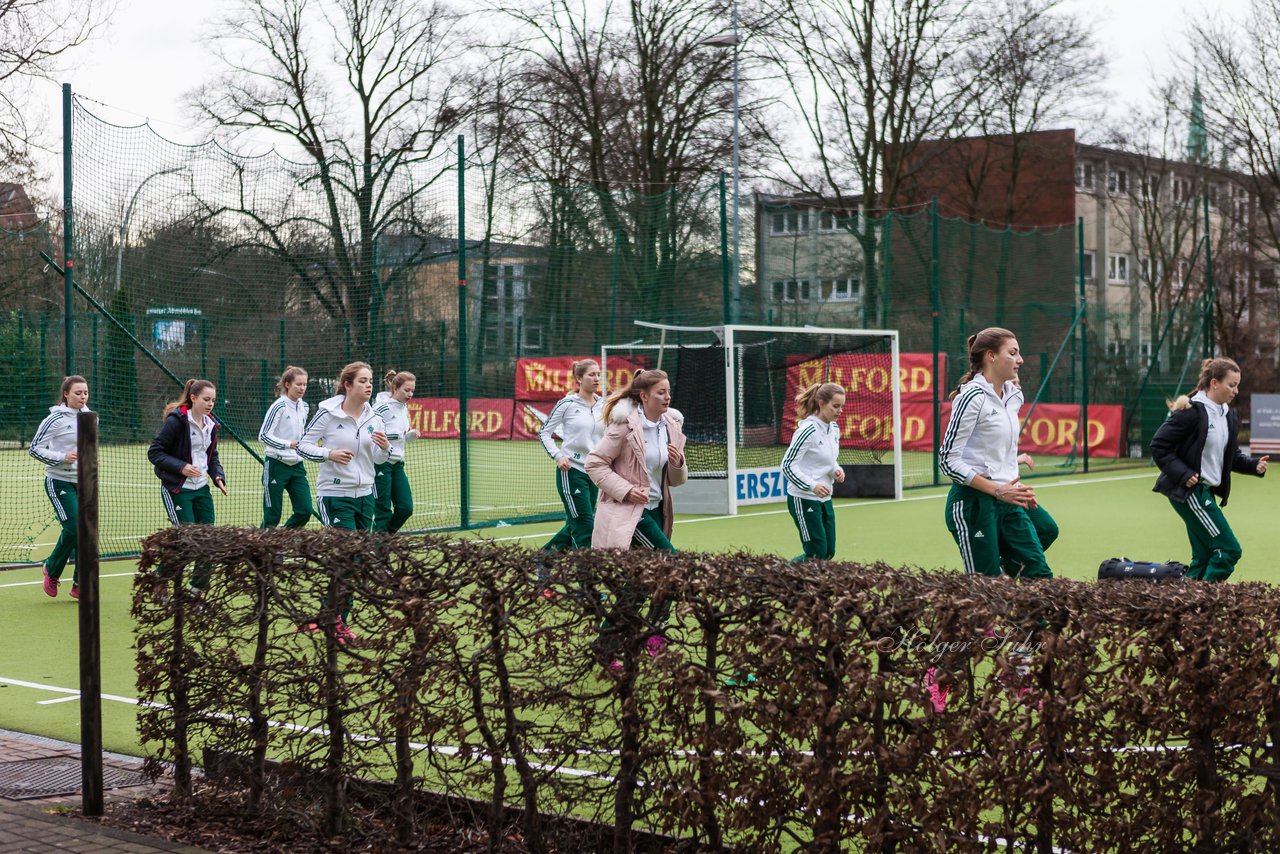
[24,0,1250,186]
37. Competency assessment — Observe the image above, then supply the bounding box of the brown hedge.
[133,526,1280,852]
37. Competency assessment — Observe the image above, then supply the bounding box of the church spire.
[1188,71,1208,164]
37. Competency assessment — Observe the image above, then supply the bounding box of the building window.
[771,279,811,302]
[1082,251,1095,279]
[1261,266,1277,289]
[1173,176,1193,205]
[1141,174,1161,202]
[1207,183,1219,209]
[1108,167,1129,195]
[820,277,860,301]
[814,209,855,231]
[1075,161,1094,190]
[1108,254,1130,283]
[771,210,810,235]
[1140,256,1164,283]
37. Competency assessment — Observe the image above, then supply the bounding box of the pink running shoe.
[334,619,358,645]
[70,584,80,601]
[644,634,668,656]
[924,667,950,713]
[42,567,58,598]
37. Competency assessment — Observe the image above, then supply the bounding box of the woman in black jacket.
[147,379,227,594]
[1150,358,1268,581]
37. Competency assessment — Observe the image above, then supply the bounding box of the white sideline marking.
[0,570,138,589]
[37,695,82,705]
[484,472,1156,542]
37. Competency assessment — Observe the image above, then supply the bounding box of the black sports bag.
[1097,557,1187,581]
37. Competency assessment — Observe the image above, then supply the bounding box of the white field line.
[484,472,1156,542]
[0,570,138,588]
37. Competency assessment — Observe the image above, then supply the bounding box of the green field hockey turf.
[1,465,1275,758]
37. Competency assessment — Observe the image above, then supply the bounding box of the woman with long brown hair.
[29,376,91,599]
[147,379,227,595]
[259,365,314,529]
[585,368,688,663]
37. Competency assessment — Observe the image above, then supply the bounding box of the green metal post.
[62,84,75,376]
[719,172,731,326]
[1078,217,1090,470]
[457,135,470,528]
[1203,194,1214,358]
[880,213,892,329]
[279,318,286,371]
[931,198,941,486]
[91,313,98,389]
[438,321,446,395]
[610,228,620,341]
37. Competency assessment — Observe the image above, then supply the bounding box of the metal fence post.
[457,135,470,529]
[931,197,941,486]
[63,84,75,376]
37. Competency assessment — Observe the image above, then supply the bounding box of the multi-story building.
[754,128,1278,372]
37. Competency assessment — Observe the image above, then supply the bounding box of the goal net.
[602,323,902,515]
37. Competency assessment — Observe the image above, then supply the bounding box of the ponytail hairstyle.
[164,379,216,417]
[795,381,846,420]
[384,369,416,393]
[1170,357,1241,411]
[337,361,373,396]
[602,368,669,424]
[951,327,1016,400]
[275,365,308,396]
[571,359,599,382]
[56,375,88,406]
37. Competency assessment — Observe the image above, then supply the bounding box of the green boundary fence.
[0,91,1216,562]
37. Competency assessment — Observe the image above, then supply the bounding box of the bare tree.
[759,0,984,324]
[1186,0,1280,373]
[473,0,760,328]
[188,0,465,349]
[0,0,109,156]
[1101,96,1209,374]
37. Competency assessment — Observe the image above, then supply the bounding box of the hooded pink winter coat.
[586,398,687,549]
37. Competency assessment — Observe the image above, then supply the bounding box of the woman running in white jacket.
[781,382,846,561]
[297,361,389,641]
[29,376,91,599]
[373,370,419,533]
[258,365,313,529]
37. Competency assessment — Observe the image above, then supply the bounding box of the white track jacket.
[539,394,604,473]
[29,404,88,483]
[258,395,310,464]
[782,414,841,499]
[939,375,1022,487]
[373,391,416,463]
[298,395,388,498]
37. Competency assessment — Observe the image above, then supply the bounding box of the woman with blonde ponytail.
[781,382,846,561]
[535,359,605,594]
[373,370,419,533]
[1150,357,1268,581]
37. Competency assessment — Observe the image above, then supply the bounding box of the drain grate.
[0,757,149,799]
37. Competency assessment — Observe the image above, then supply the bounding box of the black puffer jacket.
[147,408,225,494]
[1150,396,1263,506]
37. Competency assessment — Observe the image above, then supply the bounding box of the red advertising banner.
[786,352,945,403]
[406,398,515,439]
[515,356,643,401]
[802,401,1121,457]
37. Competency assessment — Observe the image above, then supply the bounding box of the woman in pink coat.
[585,368,688,661]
